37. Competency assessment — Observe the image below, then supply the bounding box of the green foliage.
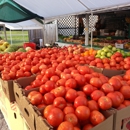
[1,30,29,46]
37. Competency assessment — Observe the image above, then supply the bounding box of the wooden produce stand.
[0,82,30,130]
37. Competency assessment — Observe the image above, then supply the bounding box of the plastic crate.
[23,42,36,49]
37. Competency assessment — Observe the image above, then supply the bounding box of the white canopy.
[14,0,130,20]
[0,19,43,30]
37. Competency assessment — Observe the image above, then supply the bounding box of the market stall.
[1,0,130,130]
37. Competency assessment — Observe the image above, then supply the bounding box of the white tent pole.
[78,0,93,48]
[9,29,12,44]
[55,20,58,42]
[22,28,25,43]
[85,14,89,46]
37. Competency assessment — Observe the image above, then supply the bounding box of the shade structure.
[0,19,43,30]
[14,0,130,21]
[0,0,43,23]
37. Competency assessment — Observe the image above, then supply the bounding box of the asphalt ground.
[0,110,10,130]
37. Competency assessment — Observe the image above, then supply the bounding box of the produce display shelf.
[56,41,130,52]
[55,41,102,50]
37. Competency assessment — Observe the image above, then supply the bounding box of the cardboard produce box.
[35,108,113,130]
[89,66,125,78]
[0,84,29,130]
[17,95,53,130]
[13,75,36,105]
[91,110,114,130]
[32,105,114,130]
[113,106,130,130]
[13,75,49,130]
[0,78,14,102]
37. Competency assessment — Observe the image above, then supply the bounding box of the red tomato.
[39,64,48,70]
[43,105,55,118]
[32,79,42,88]
[65,89,78,103]
[71,69,79,77]
[117,104,126,110]
[27,91,43,105]
[16,70,24,78]
[53,97,67,110]
[23,65,31,72]
[101,83,114,94]
[90,110,105,126]
[74,96,88,108]
[63,106,75,115]
[108,78,122,91]
[57,121,74,130]
[75,106,90,121]
[74,74,86,87]
[98,96,112,110]
[64,68,71,74]
[8,72,16,79]
[91,72,100,77]
[37,103,46,108]
[50,75,60,82]
[39,85,46,94]
[74,126,81,130]
[99,75,109,84]
[82,124,93,130]
[1,73,11,80]
[43,92,55,105]
[61,73,72,80]
[107,92,122,108]
[56,78,67,87]
[44,80,55,92]
[88,100,99,111]
[24,85,33,90]
[123,100,130,107]
[45,68,55,78]
[64,113,78,126]
[84,74,93,83]
[53,86,66,97]
[120,85,130,99]
[65,78,77,89]
[90,77,103,88]
[91,90,105,101]
[43,58,50,65]
[47,107,64,127]
[31,66,39,74]
[77,91,86,97]
[77,65,91,75]
[24,71,32,77]
[41,76,48,84]
[36,74,43,80]
[114,91,124,103]
[83,84,94,96]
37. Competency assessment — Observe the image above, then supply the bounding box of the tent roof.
[0,19,43,30]
[0,0,43,23]
[14,0,130,20]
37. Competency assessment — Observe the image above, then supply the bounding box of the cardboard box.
[35,108,113,130]
[0,78,14,102]
[91,110,114,130]
[13,75,36,105]
[17,96,53,130]
[0,84,29,130]
[89,66,125,78]
[113,106,130,130]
